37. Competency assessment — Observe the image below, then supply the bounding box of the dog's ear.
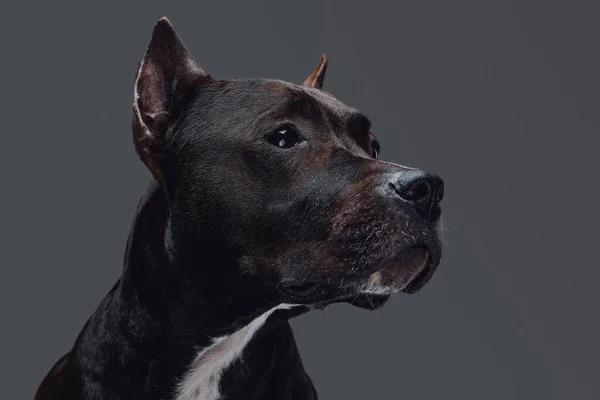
[303,54,327,89]
[133,17,206,183]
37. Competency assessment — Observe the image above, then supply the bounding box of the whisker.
[366,294,375,309]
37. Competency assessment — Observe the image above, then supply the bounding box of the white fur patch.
[175,303,299,400]
[362,271,398,295]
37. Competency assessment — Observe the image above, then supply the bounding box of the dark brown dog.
[36,17,444,400]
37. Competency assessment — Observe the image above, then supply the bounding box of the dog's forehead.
[269,79,359,116]
[226,78,361,122]
[302,85,356,115]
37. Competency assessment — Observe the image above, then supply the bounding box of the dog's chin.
[358,244,442,298]
[278,283,391,310]
[346,293,391,310]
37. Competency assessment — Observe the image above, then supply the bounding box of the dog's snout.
[391,170,444,221]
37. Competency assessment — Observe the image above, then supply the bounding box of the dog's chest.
[174,304,296,400]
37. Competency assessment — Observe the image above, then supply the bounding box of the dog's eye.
[268,127,298,149]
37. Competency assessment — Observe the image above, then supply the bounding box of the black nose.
[392,170,444,222]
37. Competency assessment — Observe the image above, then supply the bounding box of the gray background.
[1,1,598,399]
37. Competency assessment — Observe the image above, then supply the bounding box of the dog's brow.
[288,94,323,120]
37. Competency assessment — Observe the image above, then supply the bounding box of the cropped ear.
[132,17,206,184]
[303,54,327,89]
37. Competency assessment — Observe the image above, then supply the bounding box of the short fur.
[36,17,444,400]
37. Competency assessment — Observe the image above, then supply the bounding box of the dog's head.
[133,18,444,310]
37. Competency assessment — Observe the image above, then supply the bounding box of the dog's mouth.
[277,243,441,308]
[401,247,439,293]
[346,246,439,309]
[361,244,436,294]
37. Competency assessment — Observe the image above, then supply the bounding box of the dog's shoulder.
[35,352,74,400]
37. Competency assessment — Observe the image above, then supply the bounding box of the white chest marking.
[175,304,298,400]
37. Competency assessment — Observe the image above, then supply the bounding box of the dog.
[35,17,444,400]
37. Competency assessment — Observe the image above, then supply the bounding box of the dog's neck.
[81,181,311,399]
[121,180,302,327]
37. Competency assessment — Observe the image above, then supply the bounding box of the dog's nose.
[391,170,444,221]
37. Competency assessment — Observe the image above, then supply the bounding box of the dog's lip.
[369,243,440,294]
[278,244,440,301]
[401,246,441,293]
[374,245,429,276]
[402,247,430,286]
